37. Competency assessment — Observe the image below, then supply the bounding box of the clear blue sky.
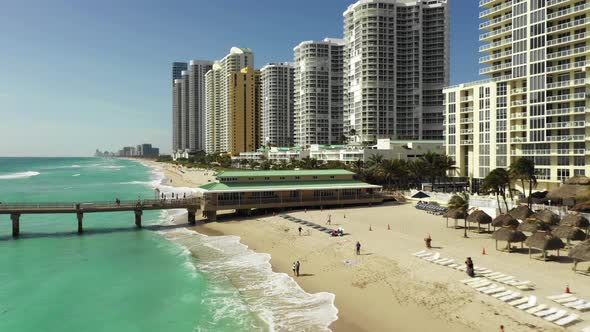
[0,0,480,157]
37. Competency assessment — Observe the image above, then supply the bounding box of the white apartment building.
[188,60,214,153]
[293,38,345,147]
[444,0,589,191]
[205,47,255,153]
[261,63,295,147]
[343,0,449,143]
[180,70,190,151]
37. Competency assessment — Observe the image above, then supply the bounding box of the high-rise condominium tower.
[180,70,190,151]
[444,0,590,190]
[188,60,214,152]
[228,67,262,155]
[261,63,295,147]
[172,78,183,151]
[172,62,188,82]
[205,47,255,153]
[343,0,449,143]
[293,38,344,147]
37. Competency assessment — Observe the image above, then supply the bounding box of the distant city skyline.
[0,0,480,156]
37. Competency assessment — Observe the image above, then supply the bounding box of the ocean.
[0,157,337,332]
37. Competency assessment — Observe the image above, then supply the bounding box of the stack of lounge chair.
[412,250,583,328]
[415,202,448,215]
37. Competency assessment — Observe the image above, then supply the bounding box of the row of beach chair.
[547,293,590,312]
[412,250,581,328]
[279,214,335,235]
[415,202,448,215]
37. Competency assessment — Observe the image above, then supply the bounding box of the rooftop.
[199,180,380,193]
[216,169,354,178]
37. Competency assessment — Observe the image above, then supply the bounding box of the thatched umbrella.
[509,205,534,220]
[492,214,519,230]
[524,231,565,260]
[532,209,560,226]
[443,209,467,229]
[547,175,590,206]
[467,210,492,232]
[492,227,527,251]
[560,214,590,240]
[569,240,590,271]
[518,218,551,233]
[551,225,587,247]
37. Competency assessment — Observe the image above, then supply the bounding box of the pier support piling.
[11,213,20,238]
[204,211,217,222]
[187,208,197,225]
[77,212,84,234]
[134,210,143,228]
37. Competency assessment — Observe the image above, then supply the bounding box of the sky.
[0,0,480,157]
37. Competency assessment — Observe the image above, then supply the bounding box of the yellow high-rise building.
[228,67,261,155]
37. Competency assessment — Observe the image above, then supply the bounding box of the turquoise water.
[0,157,264,332]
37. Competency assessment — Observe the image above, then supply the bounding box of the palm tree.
[367,154,384,169]
[509,158,537,208]
[378,159,407,190]
[406,158,426,189]
[448,192,470,237]
[481,168,511,213]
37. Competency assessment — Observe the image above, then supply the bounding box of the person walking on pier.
[115,198,120,206]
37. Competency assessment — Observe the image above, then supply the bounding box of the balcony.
[547,18,590,34]
[480,38,512,52]
[547,0,569,7]
[460,118,474,124]
[511,100,527,106]
[546,60,587,73]
[547,46,588,60]
[461,140,473,145]
[512,149,586,156]
[460,107,474,113]
[479,62,512,74]
[546,78,587,89]
[546,121,586,129]
[511,87,527,94]
[479,0,503,6]
[480,26,512,41]
[480,13,512,29]
[547,3,590,21]
[480,1,512,18]
[511,137,527,143]
[510,125,527,131]
[511,112,527,119]
[460,96,474,102]
[460,129,473,134]
[547,107,587,116]
[546,93,587,102]
[546,135,585,142]
[479,50,512,63]
[547,32,588,47]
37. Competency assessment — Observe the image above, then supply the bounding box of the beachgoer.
[295,261,300,277]
[424,234,432,249]
[292,262,297,277]
[465,257,475,277]
[183,193,186,199]
[499,325,504,332]
[298,226,302,236]
[356,241,361,255]
[326,214,332,225]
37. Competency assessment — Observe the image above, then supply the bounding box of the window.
[558,169,570,182]
[574,156,585,166]
[558,156,570,166]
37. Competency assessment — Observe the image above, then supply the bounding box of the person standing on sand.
[499,325,505,332]
[298,226,302,236]
[292,262,297,277]
[356,241,361,255]
[296,261,300,277]
[465,257,475,277]
[424,234,432,249]
[326,214,332,225]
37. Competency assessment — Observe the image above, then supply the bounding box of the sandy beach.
[142,160,590,331]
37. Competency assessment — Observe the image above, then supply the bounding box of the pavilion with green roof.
[197,169,382,220]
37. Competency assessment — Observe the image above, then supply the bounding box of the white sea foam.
[70,165,81,168]
[0,171,41,180]
[72,174,81,177]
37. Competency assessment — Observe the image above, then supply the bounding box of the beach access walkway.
[0,198,200,237]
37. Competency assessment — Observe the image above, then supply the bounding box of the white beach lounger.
[554,314,578,326]
[460,277,483,284]
[496,276,515,284]
[432,257,448,264]
[413,250,427,256]
[572,302,590,311]
[526,304,547,314]
[508,280,532,287]
[477,284,498,292]
[434,258,452,264]
[509,297,530,306]
[517,296,537,310]
[562,300,584,308]
[477,269,493,275]
[554,296,577,304]
[470,281,491,289]
[492,290,513,298]
[534,307,558,317]
[581,326,590,332]
[515,283,535,290]
[499,292,521,302]
[457,265,467,271]
[424,253,440,261]
[488,274,508,280]
[482,272,502,278]
[438,259,455,266]
[474,266,487,272]
[548,293,573,301]
[544,310,567,322]
[484,287,506,295]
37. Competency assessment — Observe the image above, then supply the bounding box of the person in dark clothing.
[465,257,475,277]
[356,241,361,255]
[298,226,303,236]
[295,261,300,277]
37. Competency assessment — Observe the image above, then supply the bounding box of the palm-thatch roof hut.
[518,218,551,233]
[560,214,590,228]
[551,225,587,246]
[547,176,590,206]
[492,227,527,251]
[532,209,560,226]
[467,210,492,232]
[492,214,519,229]
[509,205,534,220]
[569,240,590,271]
[524,231,565,260]
[443,209,467,228]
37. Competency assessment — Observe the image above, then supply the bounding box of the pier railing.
[0,198,199,211]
